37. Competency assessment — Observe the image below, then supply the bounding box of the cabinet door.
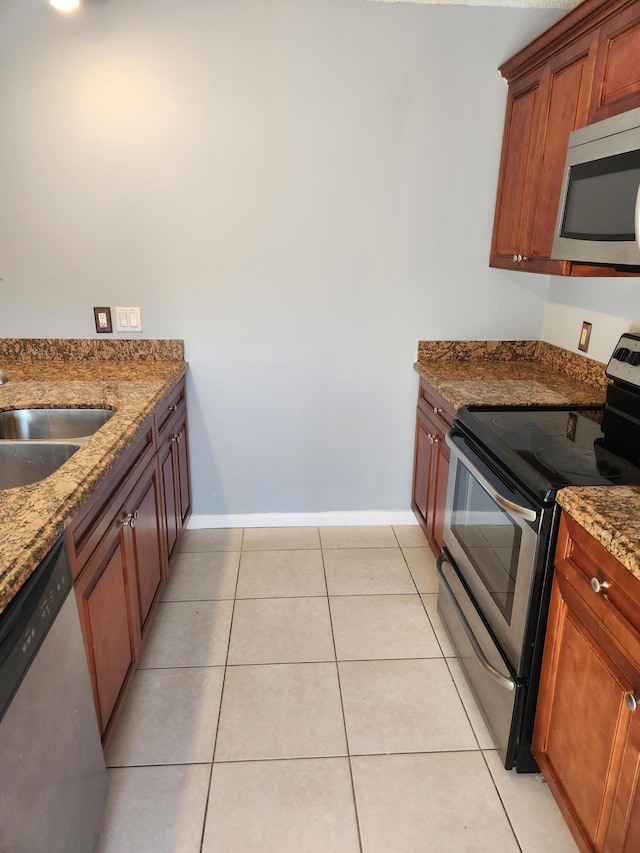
[490,67,546,270]
[533,572,636,849]
[175,414,191,524]
[431,439,450,554]
[413,407,437,526]
[159,407,192,565]
[126,459,166,633]
[590,1,640,122]
[526,34,597,273]
[160,438,179,561]
[74,532,138,737]
[412,406,449,556]
[606,711,640,853]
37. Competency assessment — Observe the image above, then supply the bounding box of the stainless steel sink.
[0,442,81,489]
[0,408,114,441]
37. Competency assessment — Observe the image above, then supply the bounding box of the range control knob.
[627,351,640,366]
[615,347,631,361]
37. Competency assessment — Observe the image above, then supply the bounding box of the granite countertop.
[557,487,640,581]
[414,340,608,408]
[0,338,187,616]
[414,340,640,581]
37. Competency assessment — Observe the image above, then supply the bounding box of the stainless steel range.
[436,333,640,772]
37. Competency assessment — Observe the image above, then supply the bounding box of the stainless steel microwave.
[552,106,640,268]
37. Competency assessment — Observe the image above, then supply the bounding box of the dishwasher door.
[0,541,108,853]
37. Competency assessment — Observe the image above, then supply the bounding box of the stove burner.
[492,412,571,437]
[535,445,632,479]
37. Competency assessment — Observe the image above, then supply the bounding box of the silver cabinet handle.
[433,406,443,416]
[171,433,183,444]
[426,433,440,445]
[590,577,611,594]
[123,510,139,529]
[169,403,178,413]
[626,693,638,712]
[513,254,519,263]
[436,556,515,692]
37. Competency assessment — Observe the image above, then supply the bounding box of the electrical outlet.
[115,307,142,333]
[578,321,592,353]
[93,307,112,334]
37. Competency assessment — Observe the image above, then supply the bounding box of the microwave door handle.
[436,555,515,692]
[448,437,538,524]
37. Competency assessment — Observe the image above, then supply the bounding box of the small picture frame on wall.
[93,307,113,334]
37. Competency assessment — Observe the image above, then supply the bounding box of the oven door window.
[450,466,521,624]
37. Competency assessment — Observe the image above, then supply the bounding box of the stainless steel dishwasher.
[0,538,108,853]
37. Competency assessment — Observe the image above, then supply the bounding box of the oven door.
[444,431,546,674]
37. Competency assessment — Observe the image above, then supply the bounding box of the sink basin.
[0,408,114,441]
[0,441,81,489]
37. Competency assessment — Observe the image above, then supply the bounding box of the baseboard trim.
[187,510,417,529]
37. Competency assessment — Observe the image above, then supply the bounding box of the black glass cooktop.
[455,404,640,502]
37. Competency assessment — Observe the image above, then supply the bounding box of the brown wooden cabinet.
[156,380,191,564]
[490,0,640,277]
[590,2,640,121]
[412,379,454,556]
[532,512,640,851]
[68,378,192,745]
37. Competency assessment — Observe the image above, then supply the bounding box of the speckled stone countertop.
[0,338,187,616]
[557,488,640,581]
[414,340,608,408]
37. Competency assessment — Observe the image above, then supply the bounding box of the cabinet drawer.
[417,379,455,429]
[554,514,640,695]
[155,379,186,446]
[556,513,640,635]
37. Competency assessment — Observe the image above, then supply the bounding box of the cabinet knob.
[124,510,139,529]
[171,433,182,444]
[169,403,179,413]
[513,254,519,263]
[626,693,638,712]
[427,433,439,445]
[433,406,443,416]
[590,577,611,594]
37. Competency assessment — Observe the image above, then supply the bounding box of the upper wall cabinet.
[490,0,640,277]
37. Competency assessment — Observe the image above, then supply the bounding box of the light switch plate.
[115,306,142,333]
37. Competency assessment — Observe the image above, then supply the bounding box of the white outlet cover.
[115,306,142,333]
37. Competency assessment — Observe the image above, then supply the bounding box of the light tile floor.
[96,525,578,853]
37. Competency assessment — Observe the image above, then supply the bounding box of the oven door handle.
[447,434,538,524]
[436,554,515,693]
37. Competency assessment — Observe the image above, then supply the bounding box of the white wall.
[543,279,640,364]
[0,0,562,518]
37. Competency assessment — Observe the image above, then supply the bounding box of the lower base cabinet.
[75,537,138,738]
[412,379,454,555]
[532,513,640,852]
[68,378,191,746]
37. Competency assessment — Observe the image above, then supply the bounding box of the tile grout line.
[479,749,524,853]
[320,538,365,853]
[198,532,245,853]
